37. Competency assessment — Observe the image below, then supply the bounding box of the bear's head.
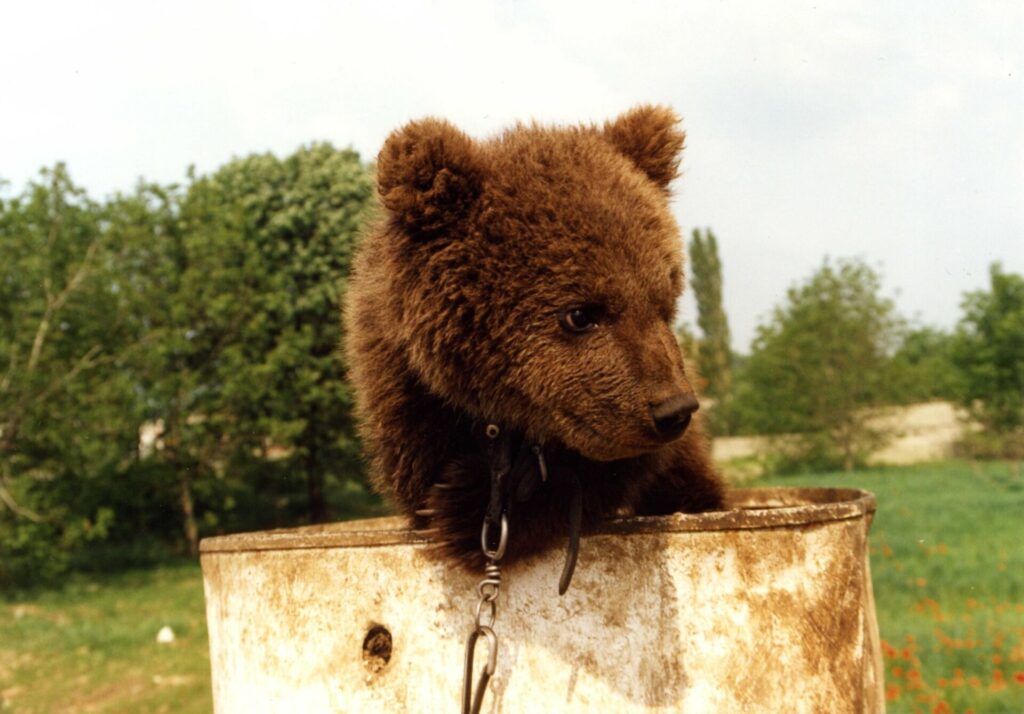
[375,105,700,462]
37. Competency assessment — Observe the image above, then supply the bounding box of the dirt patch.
[57,675,149,713]
[713,401,973,479]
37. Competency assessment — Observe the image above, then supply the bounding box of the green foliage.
[0,563,212,712]
[950,263,1024,435]
[674,322,698,361]
[1,148,381,588]
[688,229,733,426]
[887,327,960,404]
[732,258,902,471]
[1,166,145,587]
[954,429,1024,461]
[176,144,375,523]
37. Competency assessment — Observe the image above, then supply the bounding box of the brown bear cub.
[345,105,725,573]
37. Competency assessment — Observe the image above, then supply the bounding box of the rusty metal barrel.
[200,487,884,713]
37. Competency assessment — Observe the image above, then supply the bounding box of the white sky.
[2,0,1021,351]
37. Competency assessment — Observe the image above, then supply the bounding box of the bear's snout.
[649,393,699,439]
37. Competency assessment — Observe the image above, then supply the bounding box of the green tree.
[688,228,732,400]
[674,322,698,362]
[733,258,902,472]
[0,166,143,584]
[950,264,1024,434]
[102,181,212,556]
[1,147,379,586]
[887,327,959,404]
[176,144,375,524]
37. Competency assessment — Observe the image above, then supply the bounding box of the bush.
[953,430,1024,460]
[0,520,71,590]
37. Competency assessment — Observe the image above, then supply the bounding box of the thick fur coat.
[344,106,725,567]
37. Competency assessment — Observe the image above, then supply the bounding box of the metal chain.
[462,513,507,714]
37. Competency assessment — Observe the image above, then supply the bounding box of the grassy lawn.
[760,460,1024,714]
[2,460,1022,713]
[1,563,210,713]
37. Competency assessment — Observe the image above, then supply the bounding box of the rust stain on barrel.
[201,488,884,713]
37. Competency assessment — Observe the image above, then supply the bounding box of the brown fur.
[344,106,725,568]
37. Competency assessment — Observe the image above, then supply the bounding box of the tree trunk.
[302,410,329,523]
[307,465,327,524]
[179,467,199,557]
[836,419,856,472]
[843,451,855,473]
[166,405,199,557]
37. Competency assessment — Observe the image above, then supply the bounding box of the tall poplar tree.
[688,228,732,402]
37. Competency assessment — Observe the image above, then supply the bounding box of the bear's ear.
[376,118,484,237]
[602,105,685,191]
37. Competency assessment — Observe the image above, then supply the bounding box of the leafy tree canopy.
[733,258,903,471]
[950,263,1024,433]
[1,147,378,587]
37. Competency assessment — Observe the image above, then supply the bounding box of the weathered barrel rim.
[199,487,875,554]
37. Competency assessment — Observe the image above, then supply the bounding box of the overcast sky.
[2,0,1021,351]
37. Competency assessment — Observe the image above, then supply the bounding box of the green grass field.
[1,564,211,713]
[2,460,1022,713]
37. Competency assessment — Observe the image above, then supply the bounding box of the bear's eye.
[561,305,602,333]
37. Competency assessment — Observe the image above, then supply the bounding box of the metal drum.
[201,487,883,713]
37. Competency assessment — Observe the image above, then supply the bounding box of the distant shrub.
[954,430,1024,461]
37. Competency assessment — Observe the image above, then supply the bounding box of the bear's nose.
[649,393,700,439]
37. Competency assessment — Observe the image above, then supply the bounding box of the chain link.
[462,515,507,714]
